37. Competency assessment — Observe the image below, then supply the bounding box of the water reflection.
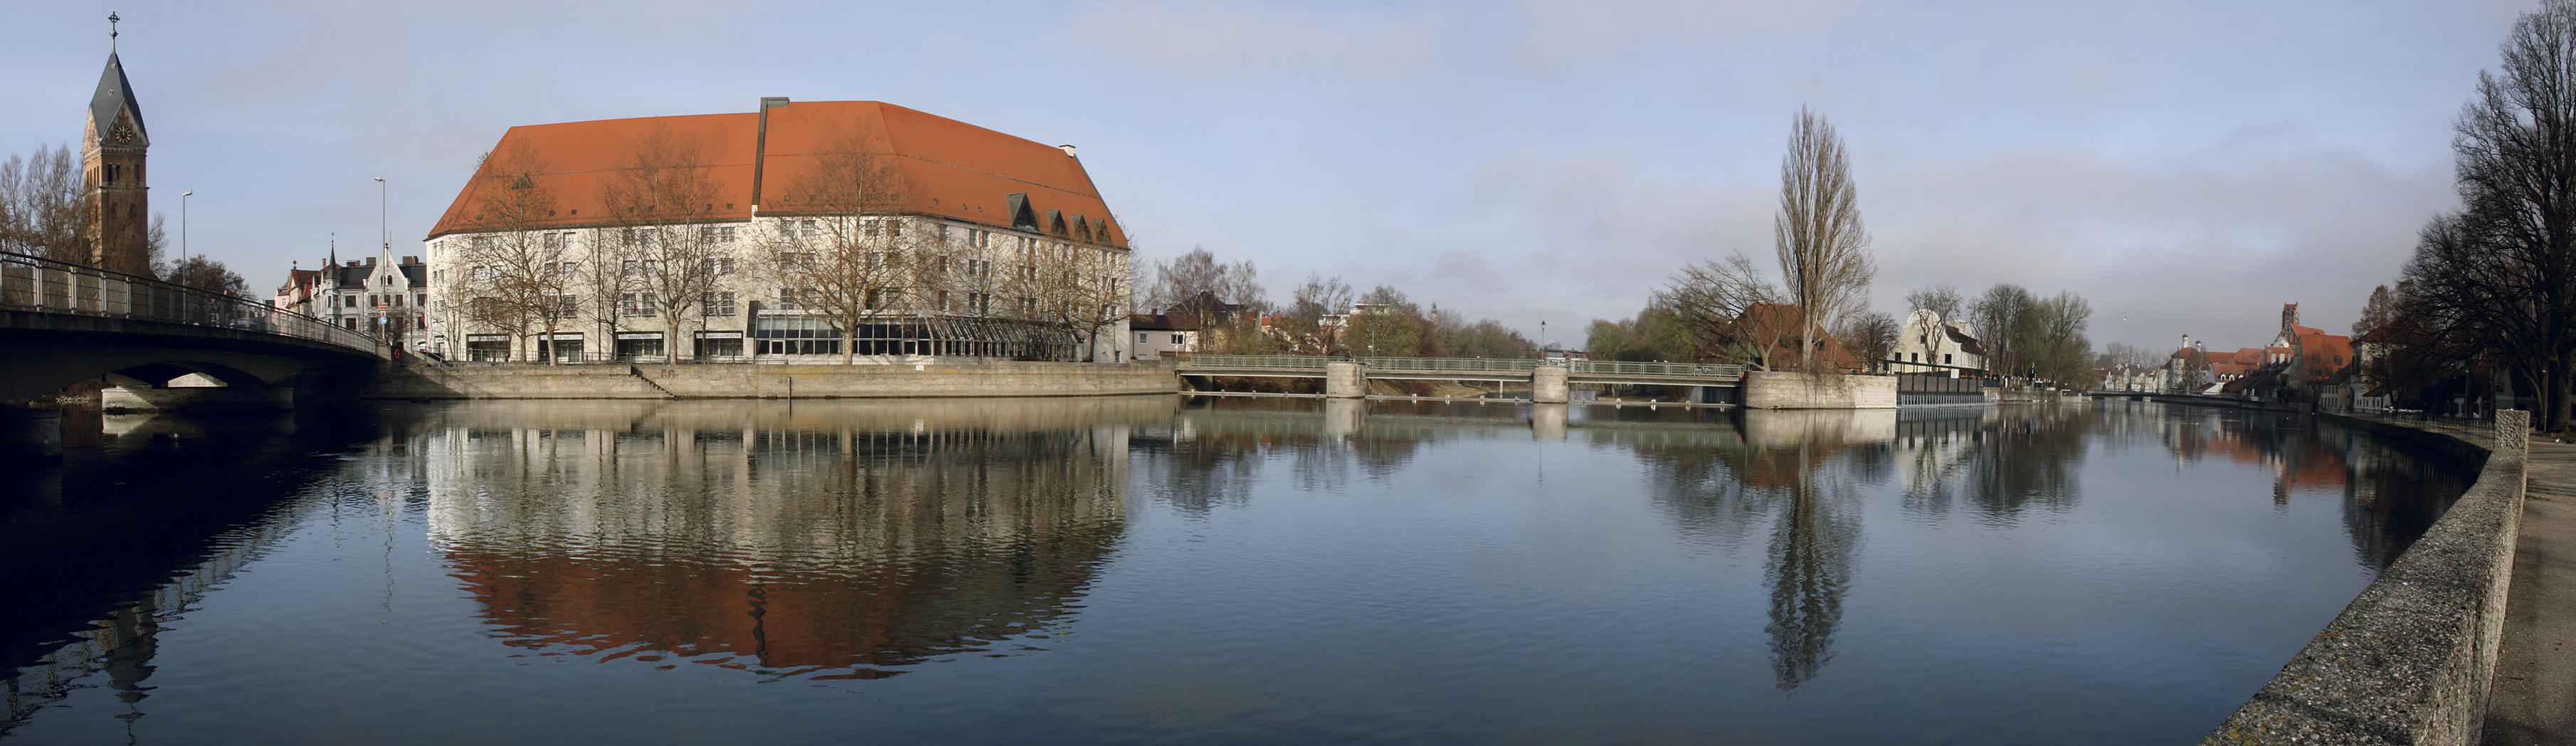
[1,411,370,734]
[417,398,1163,678]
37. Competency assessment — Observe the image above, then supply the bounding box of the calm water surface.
[0,397,2472,745]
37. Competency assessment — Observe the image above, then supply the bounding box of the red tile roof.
[429,101,1123,246]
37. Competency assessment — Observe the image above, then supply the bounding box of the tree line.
[1134,247,1533,360]
[2354,0,2576,431]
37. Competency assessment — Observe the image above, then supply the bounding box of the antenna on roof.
[107,12,119,53]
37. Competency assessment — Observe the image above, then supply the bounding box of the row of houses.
[2101,304,2360,404]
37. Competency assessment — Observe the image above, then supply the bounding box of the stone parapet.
[2203,410,2528,745]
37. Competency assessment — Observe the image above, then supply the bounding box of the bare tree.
[443,142,575,361]
[1284,273,1353,355]
[1022,237,1132,361]
[2353,284,2398,339]
[0,145,89,263]
[1904,284,1963,322]
[1838,310,1901,371]
[769,135,921,363]
[599,126,732,359]
[1654,252,1783,368]
[1773,107,1876,369]
[161,253,246,295]
[2400,0,2576,429]
[1145,246,1265,312]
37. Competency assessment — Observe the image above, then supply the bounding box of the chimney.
[402,256,418,265]
[365,256,376,266]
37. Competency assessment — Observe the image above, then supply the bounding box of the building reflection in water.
[416,397,1163,679]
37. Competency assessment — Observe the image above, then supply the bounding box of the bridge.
[1,250,384,404]
[1171,354,1745,402]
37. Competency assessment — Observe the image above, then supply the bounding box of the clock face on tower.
[110,123,134,144]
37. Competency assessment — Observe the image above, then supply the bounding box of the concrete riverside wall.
[1324,362,1365,399]
[366,361,1181,400]
[1740,371,1897,409]
[2203,410,2528,746]
[1531,365,1570,404]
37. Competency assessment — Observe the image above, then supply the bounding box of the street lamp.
[372,177,387,252]
[179,190,193,271]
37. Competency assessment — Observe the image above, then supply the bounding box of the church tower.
[84,50,151,275]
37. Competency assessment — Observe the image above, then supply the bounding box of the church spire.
[83,38,151,275]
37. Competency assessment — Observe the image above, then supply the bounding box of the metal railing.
[1358,356,1538,373]
[1,250,380,354]
[1569,360,1743,379]
[1170,354,1744,380]
[1171,354,1334,369]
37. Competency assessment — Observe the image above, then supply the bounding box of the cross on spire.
[108,12,118,52]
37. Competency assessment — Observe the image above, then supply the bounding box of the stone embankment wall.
[2203,410,2528,745]
[1740,371,1897,409]
[367,361,1180,400]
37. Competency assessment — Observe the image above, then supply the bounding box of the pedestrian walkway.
[2485,431,2576,746]
[2343,411,2575,745]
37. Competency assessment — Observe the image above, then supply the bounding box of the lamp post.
[372,177,387,253]
[179,190,193,275]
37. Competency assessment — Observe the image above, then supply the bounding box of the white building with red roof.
[423,98,1131,363]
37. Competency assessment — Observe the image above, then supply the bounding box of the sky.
[0,0,2538,353]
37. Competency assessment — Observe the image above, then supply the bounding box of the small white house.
[1890,309,1985,377]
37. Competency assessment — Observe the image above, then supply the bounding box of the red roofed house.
[425,99,1131,362]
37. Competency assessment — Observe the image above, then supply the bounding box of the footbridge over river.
[1,251,385,404]
[1171,354,1745,402]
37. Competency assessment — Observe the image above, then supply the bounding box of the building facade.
[1889,309,1985,377]
[274,248,430,352]
[425,99,1131,363]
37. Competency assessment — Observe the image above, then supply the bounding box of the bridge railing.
[1168,354,1743,380]
[1170,354,1334,369]
[1570,360,1743,379]
[1356,356,1538,373]
[1,251,380,355]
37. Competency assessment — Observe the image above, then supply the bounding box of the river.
[0,396,2473,745]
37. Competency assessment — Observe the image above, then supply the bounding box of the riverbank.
[362,359,1181,399]
[2364,415,2576,746]
[2204,409,2529,745]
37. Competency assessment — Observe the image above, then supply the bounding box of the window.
[621,292,658,317]
[559,231,579,249]
[415,294,425,307]
[935,255,951,273]
[1138,333,1149,344]
[799,219,818,238]
[550,295,579,319]
[936,291,951,312]
[702,256,736,275]
[707,290,737,316]
[544,233,561,250]
[1943,354,1953,364]
[1171,334,1184,345]
[622,258,639,276]
[967,292,991,315]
